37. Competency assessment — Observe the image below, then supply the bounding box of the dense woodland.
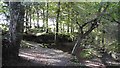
[1,1,120,67]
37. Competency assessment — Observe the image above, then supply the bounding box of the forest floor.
[3,41,120,68]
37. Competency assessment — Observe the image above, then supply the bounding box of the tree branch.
[82,3,109,28]
[71,3,109,55]
[83,3,109,37]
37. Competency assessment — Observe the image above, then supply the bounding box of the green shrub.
[80,49,94,59]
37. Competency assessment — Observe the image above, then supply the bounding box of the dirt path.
[19,41,106,67]
[19,41,80,66]
[19,48,74,66]
[4,41,119,67]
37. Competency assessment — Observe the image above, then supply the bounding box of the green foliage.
[70,56,79,63]
[29,28,45,34]
[107,41,119,53]
[1,2,120,58]
[80,49,94,59]
[0,24,8,31]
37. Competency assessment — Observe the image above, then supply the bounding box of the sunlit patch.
[20,52,33,56]
[36,32,46,36]
[106,61,120,65]
[19,54,35,59]
[39,58,61,63]
[38,54,53,58]
[19,52,62,65]
[53,50,63,53]
[107,61,112,64]
[57,54,66,58]
[85,60,91,63]
[86,63,100,67]
[19,41,73,66]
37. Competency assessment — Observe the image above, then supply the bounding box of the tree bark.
[67,12,70,33]
[37,6,40,28]
[29,8,32,28]
[25,7,28,34]
[55,2,60,42]
[8,2,25,58]
[62,24,65,33]
[42,6,45,31]
[71,3,109,55]
[46,2,49,33]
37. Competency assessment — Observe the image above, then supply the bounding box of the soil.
[2,41,120,68]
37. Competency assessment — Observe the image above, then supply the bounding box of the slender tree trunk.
[71,6,74,33]
[72,25,74,33]
[67,4,70,33]
[42,3,45,31]
[62,24,64,33]
[25,8,28,34]
[28,5,32,29]
[29,11,32,28]
[46,2,49,33]
[71,25,73,33]
[56,2,60,33]
[8,2,25,58]
[37,6,40,28]
[55,2,60,42]
[33,10,36,28]
[67,22,69,33]
[60,23,62,33]
[37,11,39,28]
[102,26,105,49]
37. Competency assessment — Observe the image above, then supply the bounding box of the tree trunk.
[42,3,45,31]
[25,8,28,34]
[29,9,32,28]
[62,24,65,33]
[60,23,62,33]
[67,21,69,33]
[56,2,60,33]
[8,2,25,58]
[37,6,40,28]
[67,5,70,33]
[72,18,99,55]
[55,2,60,42]
[71,34,84,55]
[46,2,49,33]
[33,10,36,28]
[71,3,109,56]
